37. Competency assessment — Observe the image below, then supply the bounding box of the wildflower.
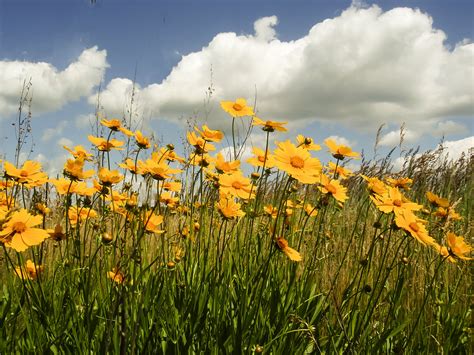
[163,180,182,192]
[361,175,387,196]
[324,138,360,160]
[327,162,353,179]
[386,177,412,190]
[143,211,164,234]
[68,206,98,226]
[63,158,95,181]
[220,98,254,117]
[219,171,255,200]
[264,205,278,219]
[47,224,66,241]
[370,187,421,216]
[108,268,125,284]
[395,210,436,246]
[98,168,123,186]
[0,209,49,252]
[426,191,450,208]
[3,160,48,187]
[304,204,318,217]
[14,259,44,280]
[135,130,151,149]
[434,207,462,221]
[276,237,302,262]
[142,159,182,181]
[35,203,51,216]
[247,147,275,168]
[152,148,186,164]
[88,135,124,151]
[215,153,240,174]
[296,135,321,151]
[187,131,215,154]
[273,140,322,184]
[63,145,93,161]
[195,125,224,142]
[432,243,456,263]
[252,117,287,132]
[119,158,144,175]
[100,118,133,136]
[447,232,472,260]
[217,194,245,219]
[318,174,348,205]
[159,192,179,209]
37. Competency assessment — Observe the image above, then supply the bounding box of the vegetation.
[0,97,472,353]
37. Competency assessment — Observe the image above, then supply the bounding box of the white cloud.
[0,47,108,117]
[90,5,473,135]
[57,137,73,147]
[326,135,355,147]
[378,128,420,147]
[75,113,96,129]
[41,121,67,142]
[432,120,466,137]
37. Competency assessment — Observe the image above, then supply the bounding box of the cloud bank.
[0,47,108,118]
[91,4,473,134]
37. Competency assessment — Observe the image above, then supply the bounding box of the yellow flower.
[370,187,421,215]
[304,204,318,217]
[63,145,93,161]
[14,259,44,280]
[215,153,240,174]
[447,232,472,260]
[324,138,359,160]
[386,177,412,190]
[434,207,462,221]
[187,131,216,154]
[159,191,179,209]
[100,118,133,136]
[361,175,387,196]
[296,135,321,151]
[426,191,450,208]
[142,159,182,181]
[88,135,124,151]
[264,205,278,219]
[252,117,287,132]
[217,194,245,219]
[135,130,151,149]
[220,98,255,117]
[273,140,322,184]
[219,171,255,200]
[98,168,123,186]
[327,162,353,179]
[432,243,455,263]
[195,125,224,142]
[143,211,164,234]
[35,203,51,215]
[247,147,275,168]
[163,180,182,192]
[152,148,186,164]
[108,268,125,284]
[318,174,348,204]
[3,160,48,187]
[395,210,435,246]
[0,209,49,252]
[63,158,95,181]
[68,206,98,226]
[119,158,144,175]
[276,237,302,262]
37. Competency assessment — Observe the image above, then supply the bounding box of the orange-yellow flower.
[264,205,278,219]
[247,147,275,168]
[159,191,179,209]
[217,194,245,219]
[63,158,95,181]
[276,237,302,262]
[327,162,353,179]
[318,174,348,204]
[142,159,182,181]
[296,135,321,151]
[434,207,462,221]
[447,232,472,260]
[361,175,387,196]
[395,210,435,246]
[100,118,133,136]
[14,259,44,280]
[98,168,123,186]
[426,191,450,208]
[219,171,255,200]
[108,268,125,284]
[88,135,124,151]
[220,98,254,117]
[304,204,318,217]
[252,117,287,132]
[68,206,98,226]
[187,131,216,154]
[3,160,48,187]
[143,211,164,234]
[119,158,144,175]
[63,145,93,161]
[370,187,421,215]
[324,138,360,160]
[273,140,322,184]
[215,153,240,174]
[135,130,151,149]
[195,125,224,142]
[386,177,412,190]
[163,180,182,192]
[0,209,49,252]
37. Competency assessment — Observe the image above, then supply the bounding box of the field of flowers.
[0,98,472,353]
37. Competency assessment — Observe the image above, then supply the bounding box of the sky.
[0,0,473,175]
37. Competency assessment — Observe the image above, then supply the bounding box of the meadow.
[0,97,472,353]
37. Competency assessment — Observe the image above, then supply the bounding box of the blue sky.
[0,0,472,174]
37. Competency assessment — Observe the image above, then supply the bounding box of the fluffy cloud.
[378,128,420,147]
[0,47,108,117]
[91,5,473,134]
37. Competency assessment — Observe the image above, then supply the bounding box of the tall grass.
[0,100,472,354]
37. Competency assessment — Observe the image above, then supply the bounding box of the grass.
[0,103,472,353]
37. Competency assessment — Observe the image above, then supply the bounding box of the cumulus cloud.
[0,47,108,117]
[90,5,473,135]
[378,128,420,147]
[41,121,68,142]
